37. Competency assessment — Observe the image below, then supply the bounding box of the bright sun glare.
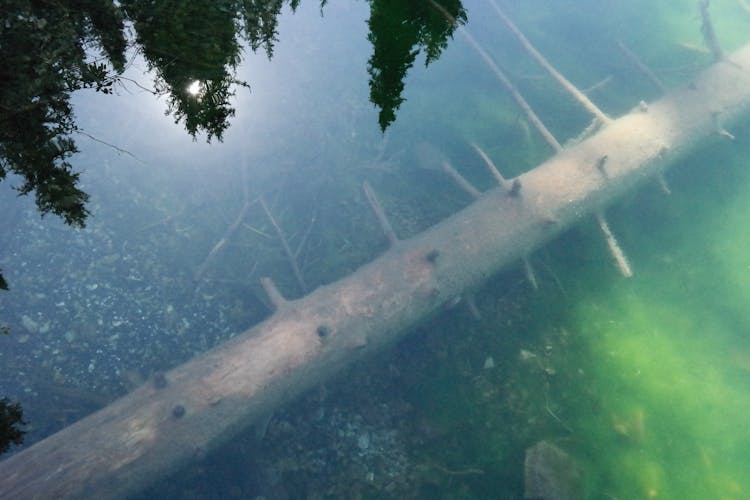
[186,80,202,96]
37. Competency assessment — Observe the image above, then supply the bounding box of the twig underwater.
[489,0,612,126]
[362,181,399,247]
[699,0,725,62]
[427,0,563,153]
[76,129,145,162]
[617,41,668,93]
[260,196,308,294]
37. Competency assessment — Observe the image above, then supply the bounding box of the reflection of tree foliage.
[366,0,466,130]
[1,0,459,235]
[241,0,310,57]
[122,0,327,141]
[0,0,311,238]
[123,0,244,141]
[0,399,25,454]
[0,1,126,228]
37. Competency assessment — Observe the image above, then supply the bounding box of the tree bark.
[3,45,750,499]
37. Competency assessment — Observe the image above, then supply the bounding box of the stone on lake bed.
[21,315,38,333]
[524,440,583,500]
[357,432,370,451]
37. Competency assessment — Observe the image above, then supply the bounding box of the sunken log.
[3,45,750,499]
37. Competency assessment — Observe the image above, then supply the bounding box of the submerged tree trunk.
[2,45,750,500]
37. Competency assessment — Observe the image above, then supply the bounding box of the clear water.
[2,0,750,498]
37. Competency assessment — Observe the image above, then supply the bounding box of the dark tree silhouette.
[0,0,310,290]
[0,1,126,229]
[120,0,332,140]
[366,0,466,130]
[0,399,25,454]
[122,0,246,141]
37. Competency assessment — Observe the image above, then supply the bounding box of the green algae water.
[557,135,750,498]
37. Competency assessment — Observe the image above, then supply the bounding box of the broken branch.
[362,181,398,246]
[260,197,308,294]
[490,0,612,125]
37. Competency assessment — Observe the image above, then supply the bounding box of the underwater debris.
[316,325,330,339]
[172,404,186,419]
[472,143,513,191]
[153,372,168,390]
[523,256,539,290]
[509,178,522,197]
[595,155,609,177]
[618,41,667,93]
[611,407,646,444]
[260,277,287,310]
[491,1,611,126]
[260,197,307,294]
[425,249,440,264]
[362,181,398,247]
[440,161,482,199]
[524,440,583,500]
[520,349,538,361]
[713,112,736,140]
[596,213,633,278]
[699,0,725,62]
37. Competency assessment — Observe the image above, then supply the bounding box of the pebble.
[21,315,38,333]
[357,432,370,451]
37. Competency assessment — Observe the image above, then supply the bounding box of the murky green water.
[2,0,750,498]
[557,131,750,498]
